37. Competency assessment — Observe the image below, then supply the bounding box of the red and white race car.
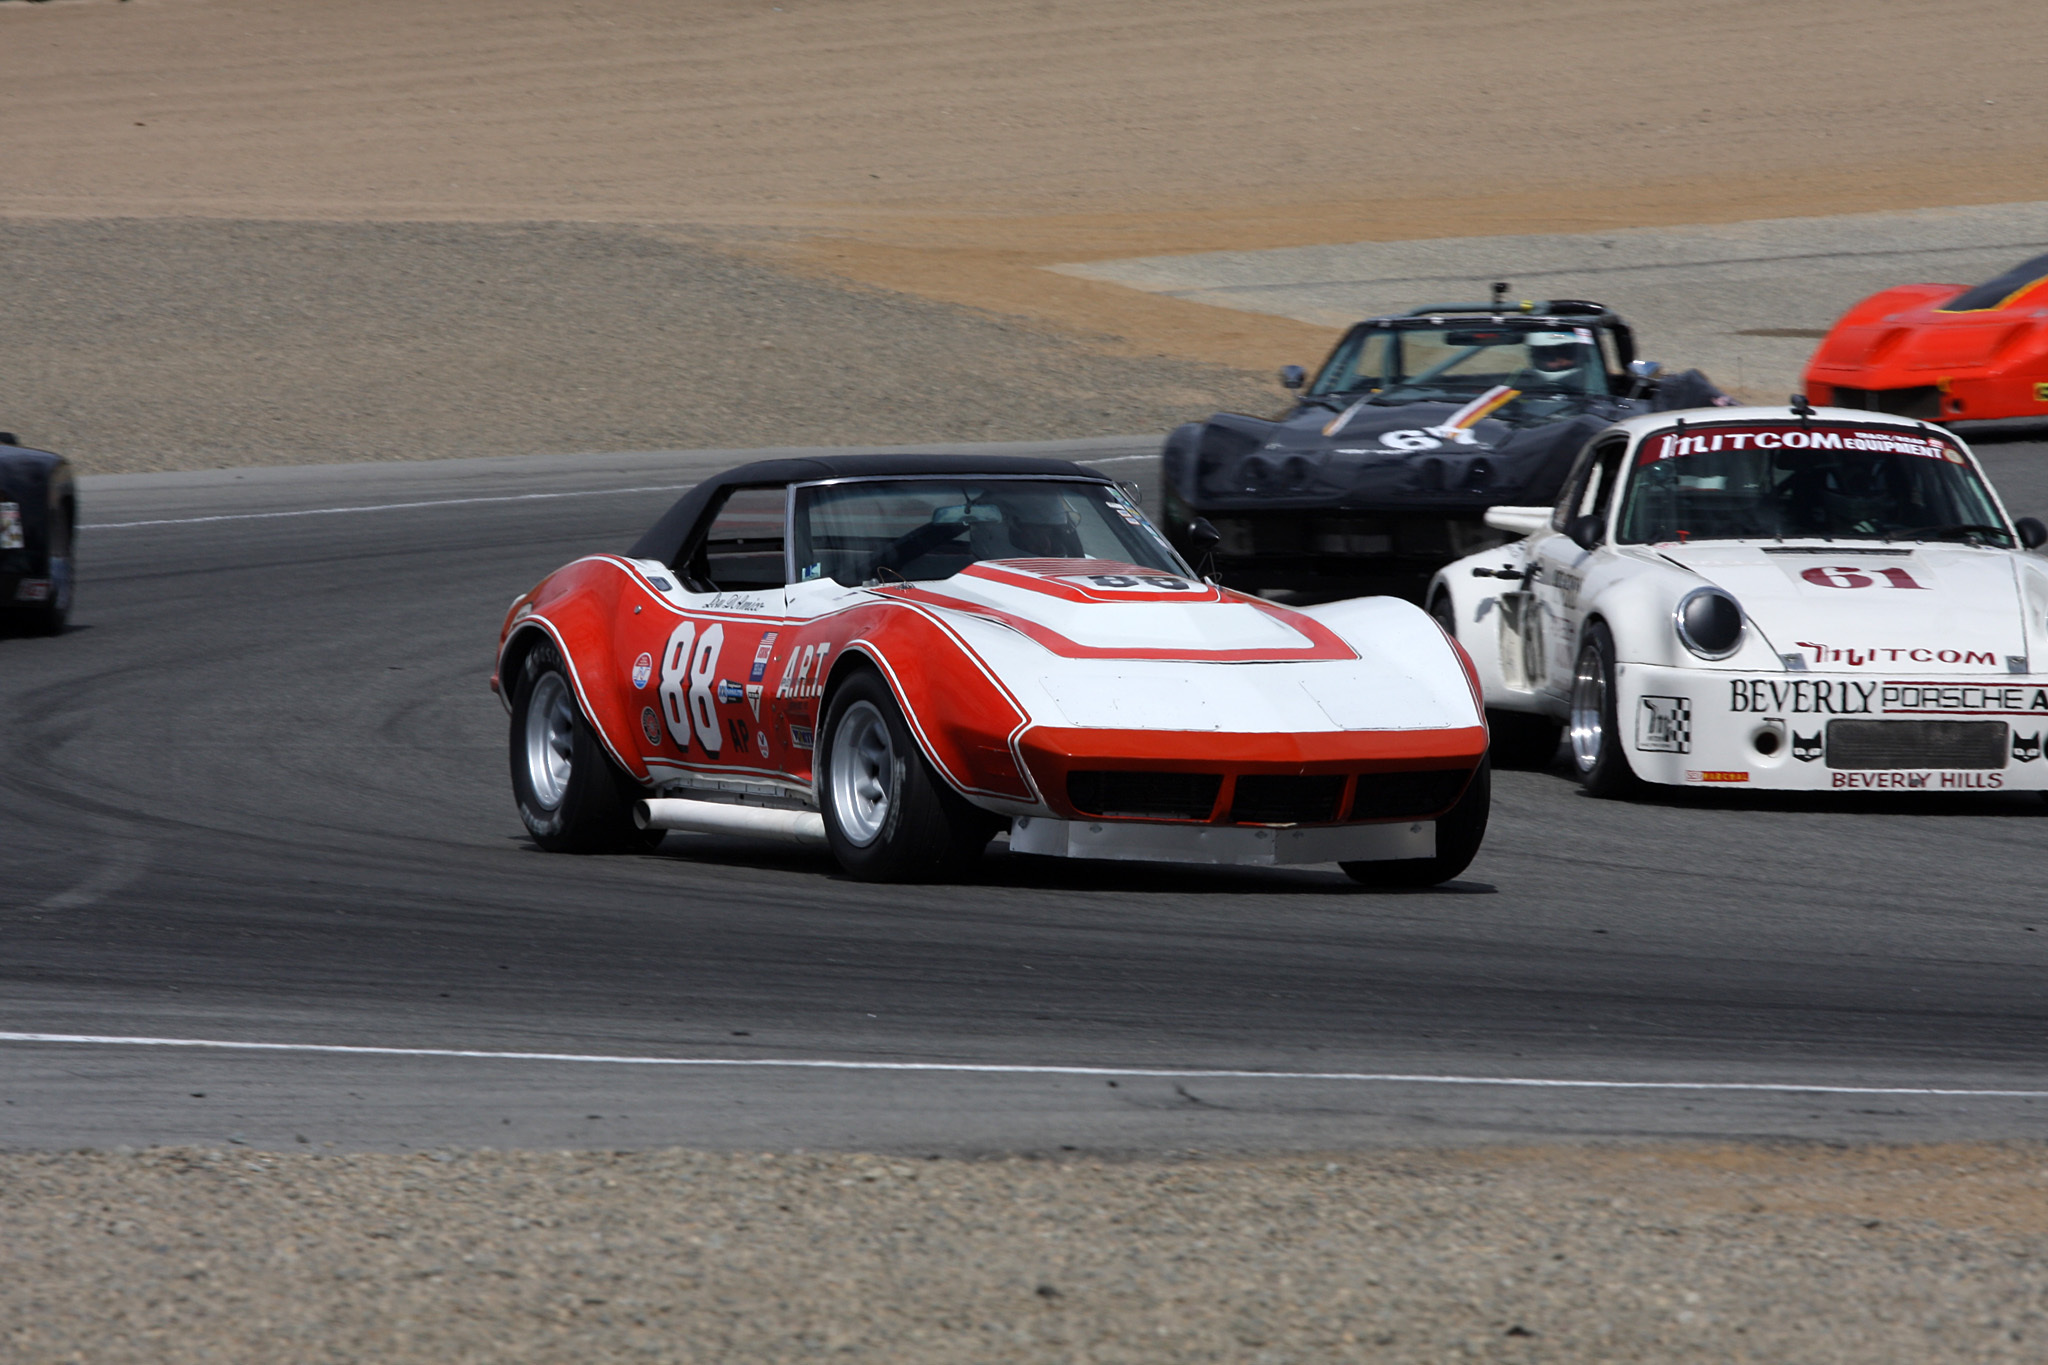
[494,455,1488,884]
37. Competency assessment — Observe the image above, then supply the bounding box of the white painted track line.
[1,1033,2042,1099]
[81,483,696,531]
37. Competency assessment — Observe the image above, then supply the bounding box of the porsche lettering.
[1880,684,2048,715]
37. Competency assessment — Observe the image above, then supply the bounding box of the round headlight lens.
[1675,587,1744,659]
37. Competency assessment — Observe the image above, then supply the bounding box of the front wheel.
[509,641,663,852]
[1569,620,1639,798]
[1342,757,1490,889]
[818,670,997,882]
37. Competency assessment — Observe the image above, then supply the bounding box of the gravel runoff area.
[6,1143,2047,1363]
[0,218,1274,477]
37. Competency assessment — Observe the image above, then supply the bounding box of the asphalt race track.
[6,434,2048,1155]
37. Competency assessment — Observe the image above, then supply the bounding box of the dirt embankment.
[2,0,2045,470]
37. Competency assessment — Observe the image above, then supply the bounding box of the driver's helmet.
[1523,331,1589,388]
[1818,455,1902,530]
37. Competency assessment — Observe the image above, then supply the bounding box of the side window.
[1552,439,1628,533]
[680,486,787,592]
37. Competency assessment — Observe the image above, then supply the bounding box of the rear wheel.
[1341,757,1490,889]
[818,670,998,882]
[509,641,662,852]
[1431,588,1561,769]
[1569,620,1639,798]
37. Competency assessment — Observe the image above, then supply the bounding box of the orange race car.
[1805,251,2048,424]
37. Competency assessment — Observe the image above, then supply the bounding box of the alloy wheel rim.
[524,671,576,810]
[828,700,894,846]
[1568,646,1605,774]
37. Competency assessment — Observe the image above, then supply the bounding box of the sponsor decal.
[775,643,832,701]
[1831,771,2005,789]
[1635,695,1691,753]
[641,706,662,746]
[1686,770,1750,783]
[1730,678,1877,714]
[789,723,814,750]
[2036,382,2048,403]
[1879,683,2048,715]
[757,728,770,760]
[1792,732,1824,762]
[727,716,750,750]
[2015,732,2042,762]
[1793,643,1997,669]
[1794,565,1928,591]
[0,502,21,551]
[660,620,725,754]
[748,632,778,683]
[744,682,763,720]
[1640,425,1963,465]
[707,592,770,613]
[1066,573,1194,593]
[631,652,655,689]
[715,679,746,705]
[13,579,50,602]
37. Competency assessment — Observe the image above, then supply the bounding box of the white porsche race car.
[1429,405,2048,795]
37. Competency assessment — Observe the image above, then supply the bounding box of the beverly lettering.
[1729,679,1876,714]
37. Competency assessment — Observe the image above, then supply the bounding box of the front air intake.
[1228,775,1347,825]
[1349,769,1472,820]
[1824,720,2008,770]
[1067,771,1222,821]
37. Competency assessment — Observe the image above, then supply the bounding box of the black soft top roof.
[627,453,1104,565]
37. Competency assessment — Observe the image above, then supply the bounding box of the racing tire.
[1487,709,1563,769]
[509,640,664,853]
[1341,756,1490,889]
[818,669,998,882]
[1569,620,1640,798]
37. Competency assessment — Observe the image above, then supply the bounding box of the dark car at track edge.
[0,433,75,635]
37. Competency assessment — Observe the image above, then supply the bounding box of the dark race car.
[1161,295,1730,602]
[0,432,75,635]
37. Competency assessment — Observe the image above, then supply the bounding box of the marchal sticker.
[631,652,655,689]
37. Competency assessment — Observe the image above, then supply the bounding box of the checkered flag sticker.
[1636,696,1691,753]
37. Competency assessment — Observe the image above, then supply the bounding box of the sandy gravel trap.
[6,1143,2048,1363]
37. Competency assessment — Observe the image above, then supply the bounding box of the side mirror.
[0,433,17,447]
[1628,360,1664,381]
[1278,365,1306,390]
[1186,516,1223,578]
[1566,513,1604,553]
[2017,516,2047,550]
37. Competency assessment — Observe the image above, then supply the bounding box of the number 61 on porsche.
[494,454,1491,884]
[1429,404,2048,796]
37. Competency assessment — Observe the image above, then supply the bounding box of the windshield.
[1616,424,2011,546]
[792,478,1188,587]
[1310,323,1614,401]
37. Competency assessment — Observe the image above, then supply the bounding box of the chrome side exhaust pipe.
[633,798,827,847]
